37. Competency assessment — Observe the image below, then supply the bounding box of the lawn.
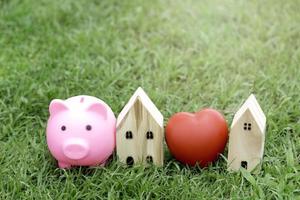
[0,0,299,199]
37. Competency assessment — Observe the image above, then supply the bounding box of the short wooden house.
[227,94,266,172]
[116,87,164,166]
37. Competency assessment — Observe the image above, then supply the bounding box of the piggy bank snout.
[63,139,89,160]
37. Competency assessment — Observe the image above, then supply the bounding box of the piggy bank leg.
[99,162,106,167]
[94,160,107,167]
[58,161,71,169]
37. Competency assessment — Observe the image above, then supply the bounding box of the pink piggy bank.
[46,95,116,169]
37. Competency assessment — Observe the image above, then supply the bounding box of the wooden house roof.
[231,94,266,133]
[117,87,163,128]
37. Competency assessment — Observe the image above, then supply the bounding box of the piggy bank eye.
[86,125,92,131]
[61,125,66,131]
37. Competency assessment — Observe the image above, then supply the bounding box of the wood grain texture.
[228,95,266,173]
[117,97,164,166]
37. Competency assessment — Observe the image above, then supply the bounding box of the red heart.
[166,108,228,167]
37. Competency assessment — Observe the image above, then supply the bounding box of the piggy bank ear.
[49,99,68,116]
[86,103,107,120]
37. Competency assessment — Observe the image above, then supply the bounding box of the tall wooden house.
[116,87,164,166]
[227,94,266,172]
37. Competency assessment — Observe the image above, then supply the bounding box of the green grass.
[0,0,299,199]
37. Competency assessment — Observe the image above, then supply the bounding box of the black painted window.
[243,123,252,131]
[241,161,248,169]
[126,131,133,139]
[146,156,153,164]
[146,131,154,139]
[126,156,134,166]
